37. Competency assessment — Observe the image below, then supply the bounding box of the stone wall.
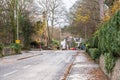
[111,58,120,80]
[3,47,13,56]
[99,54,120,80]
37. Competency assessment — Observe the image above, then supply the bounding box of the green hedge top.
[0,43,4,50]
[98,10,120,55]
[87,10,120,56]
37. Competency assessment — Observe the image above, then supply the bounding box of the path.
[65,51,108,80]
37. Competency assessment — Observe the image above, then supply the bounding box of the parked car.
[70,47,76,50]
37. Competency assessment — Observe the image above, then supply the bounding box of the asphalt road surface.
[0,50,77,80]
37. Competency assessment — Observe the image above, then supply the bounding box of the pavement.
[64,51,108,80]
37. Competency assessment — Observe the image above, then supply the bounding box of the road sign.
[15,40,20,44]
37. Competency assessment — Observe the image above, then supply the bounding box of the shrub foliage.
[87,10,120,73]
[9,43,22,54]
[89,48,100,60]
[104,53,116,73]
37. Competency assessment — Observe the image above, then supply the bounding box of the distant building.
[61,36,84,50]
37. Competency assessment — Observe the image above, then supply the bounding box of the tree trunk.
[51,10,54,40]
[46,19,51,45]
[99,0,104,20]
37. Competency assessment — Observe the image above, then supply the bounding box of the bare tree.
[37,0,66,44]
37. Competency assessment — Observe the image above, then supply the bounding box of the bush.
[104,53,116,73]
[89,31,99,48]
[86,43,90,53]
[40,42,45,46]
[9,43,22,54]
[51,39,59,46]
[0,43,4,56]
[86,31,99,53]
[98,10,120,55]
[89,48,100,59]
[87,9,120,74]
[0,43,4,50]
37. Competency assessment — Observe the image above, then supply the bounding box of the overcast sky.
[62,0,77,11]
[33,0,77,26]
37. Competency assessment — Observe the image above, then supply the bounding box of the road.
[0,50,77,80]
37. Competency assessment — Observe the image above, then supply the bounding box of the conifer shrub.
[89,48,100,60]
[9,43,22,54]
[104,53,116,73]
[0,43,4,57]
[98,10,120,56]
[88,10,120,73]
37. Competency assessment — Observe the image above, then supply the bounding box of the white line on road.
[3,70,18,77]
[23,65,31,69]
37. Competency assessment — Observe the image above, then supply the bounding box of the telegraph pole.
[17,0,19,40]
[15,0,20,44]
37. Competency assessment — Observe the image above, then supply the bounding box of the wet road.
[0,50,77,80]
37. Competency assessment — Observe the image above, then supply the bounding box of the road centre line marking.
[3,70,18,77]
[23,65,31,69]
